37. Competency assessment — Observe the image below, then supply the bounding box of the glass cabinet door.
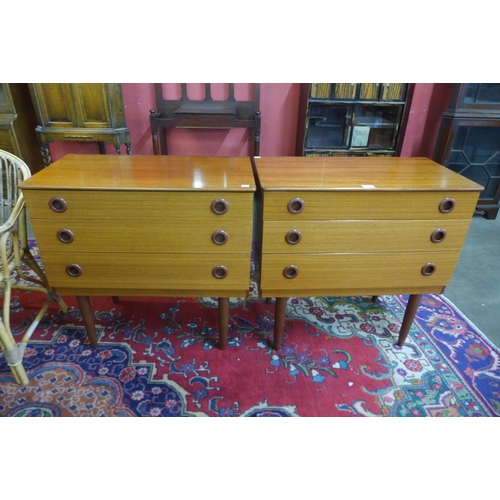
[306,104,350,149]
[446,125,500,201]
[351,105,402,150]
[464,84,500,104]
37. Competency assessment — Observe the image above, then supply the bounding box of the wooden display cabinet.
[296,83,411,157]
[433,83,500,220]
[28,84,131,166]
[0,83,44,173]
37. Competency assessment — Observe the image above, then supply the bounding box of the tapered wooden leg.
[273,297,287,350]
[218,297,229,350]
[76,296,98,348]
[397,294,422,346]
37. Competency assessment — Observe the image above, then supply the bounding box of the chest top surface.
[19,155,256,192]
[254,157,483,192]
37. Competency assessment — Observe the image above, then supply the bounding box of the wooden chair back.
[150,83,261,156]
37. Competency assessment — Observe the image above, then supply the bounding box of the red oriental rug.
[1,246,499,417]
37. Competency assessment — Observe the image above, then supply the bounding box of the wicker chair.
[0,150,67,385]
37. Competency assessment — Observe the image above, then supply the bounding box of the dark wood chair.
[149,84,261,156]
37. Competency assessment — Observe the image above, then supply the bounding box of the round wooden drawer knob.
[211,230,229,245]
[287,198,305,214]
[212,265,228,279]
[283,265,299,279]
[211,198,229,215]
[285,230,302,245]
[421,263,436,276]
[430,228,447,243]
[49,196,68,213]
[57,229,75,244]
[439,197,456,214]
[66,264,83,277]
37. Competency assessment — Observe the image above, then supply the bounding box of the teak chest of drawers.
[252,156,482,349]
[19,155,256,349]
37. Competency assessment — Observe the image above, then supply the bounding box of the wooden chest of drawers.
[19,155,256,349]
[252,156,483,349]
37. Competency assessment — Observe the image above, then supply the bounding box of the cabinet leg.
[218,297,229,350]
[484,207,499,220]
[273,297,287,350]
[76,296,98,348]
[397,294,422,346]
[98,141,106,154]
[40,144,52,167]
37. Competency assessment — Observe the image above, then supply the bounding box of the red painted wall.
[399,83,453,159]
[46,83,452,162]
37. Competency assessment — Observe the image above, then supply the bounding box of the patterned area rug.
[1,248,499,417]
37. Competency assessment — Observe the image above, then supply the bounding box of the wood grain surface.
[262,220,470,253]
[19,155,256,191]
[254,156,484,192]
[260,252,460,293]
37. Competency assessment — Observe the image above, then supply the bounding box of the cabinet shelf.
[354,119,397,127]
[310,123,344,128]
[308,99,406,105]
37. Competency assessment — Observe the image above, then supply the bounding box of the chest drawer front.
[23,190,254,222]
[263,191,479,221]
[40,252,251,291]
[31,218,252,254]
[260,252,460,292]
[262,219,471,254]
